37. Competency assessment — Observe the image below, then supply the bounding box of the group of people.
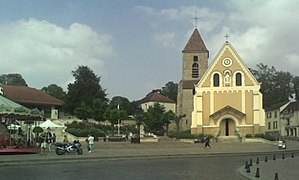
[40,128,95,154]
[39,127,56,154]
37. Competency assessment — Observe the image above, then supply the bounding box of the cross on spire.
[192,10,200,28]
[224,33,230,42]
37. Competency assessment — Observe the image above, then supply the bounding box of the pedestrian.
[52,133,56,144]
[88,134,94,153]
[63,134,69,143]
[39,132,47,155]
[45,127,52,151]
[204,136,211,149]
[85,137,90,152]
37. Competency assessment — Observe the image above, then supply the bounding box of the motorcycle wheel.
[76,148,83,155]
[55,148,65,155]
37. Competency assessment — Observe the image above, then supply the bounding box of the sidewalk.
[1,138,299,179]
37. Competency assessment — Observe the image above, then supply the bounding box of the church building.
[177,27,265,138]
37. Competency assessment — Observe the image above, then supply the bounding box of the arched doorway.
[220,118,236,136]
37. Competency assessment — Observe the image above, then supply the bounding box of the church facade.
[177,28,265,137]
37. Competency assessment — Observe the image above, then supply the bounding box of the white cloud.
[154,32,176,47]
[0,18,113,89]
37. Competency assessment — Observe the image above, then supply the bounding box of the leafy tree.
[91,98,108,121]
[133,108,145,138]
[292,76,299,100]
[251,63,292,108]
[64,65,107,115]
[163,110,176,136]
[104,108,128,135]
[0,73,27,86]
[128,100,140,116]
[42,84,66,100]
[161,81,178,102]
[74,102,93,120]
[144,103,166,133]
[174,114,186,133]
[109,96,131,113]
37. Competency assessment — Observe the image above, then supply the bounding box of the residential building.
[1,84,64,119]
[265,101,290,137]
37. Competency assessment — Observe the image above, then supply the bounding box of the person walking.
[88,134,94,153]
[204,136,211,149]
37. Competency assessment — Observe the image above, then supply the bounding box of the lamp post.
[117,105,120,136]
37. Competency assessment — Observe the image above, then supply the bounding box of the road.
[0,154,255,180]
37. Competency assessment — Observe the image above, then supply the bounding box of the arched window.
[192,63,199,78]
[236,73,242,86]
[193,56,198,62]
[213,73,220,87]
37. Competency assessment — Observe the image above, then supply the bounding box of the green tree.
[161,81,178,102]
[91,98,108,121]
[42,84,66,100]
[292,76,299,101]
[163,110,175,136]
[251,63,293,108]
[144,103,166,134]
[109,96,131,113]
[0,73,27,86]
[174,114,186,133]
[64,65,107,115]
[104,108,128,135]
[74,102,92,120]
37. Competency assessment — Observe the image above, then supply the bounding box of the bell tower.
[177,27,209,131]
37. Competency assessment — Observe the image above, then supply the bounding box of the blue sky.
[0,0,298,101]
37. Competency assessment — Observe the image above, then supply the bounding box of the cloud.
[0,18,113,90]
[154,32,176,47]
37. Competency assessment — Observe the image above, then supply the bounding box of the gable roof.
[265,101,290,111]
[182,28,209,54]
[1,85,63,106]
[196,41,260,88]
[181,80,199,89]
[282,100,299,112]
[210,105,246,119]
[139,91,175,104]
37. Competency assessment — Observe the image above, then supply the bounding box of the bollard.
[249,158,253,166]
[265,156,268,162]
[273,154,276,160]
[292,153,294,158]
[282,153,285,159]
[256,157,259,164]
[245,161,248,169]
[274,172,279,180]
[246,165,251,173]
[255,168,260,178]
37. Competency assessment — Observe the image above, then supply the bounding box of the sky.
[0,0,298,101]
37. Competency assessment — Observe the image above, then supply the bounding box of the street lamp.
[117,105,120,136]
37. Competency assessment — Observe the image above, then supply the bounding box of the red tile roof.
[182,28,209,53]
[1,85,63,106]
[139,91,175,104]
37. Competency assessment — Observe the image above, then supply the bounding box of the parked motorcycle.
[54,140,83,155]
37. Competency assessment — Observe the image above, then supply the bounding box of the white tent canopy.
[39,119,66,129]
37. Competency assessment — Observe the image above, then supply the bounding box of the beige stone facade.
[191,42,265,137]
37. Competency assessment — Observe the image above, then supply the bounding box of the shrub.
[254,133,265,138]
[245,134,253,138]
[264,133,276,141]
[169,130,208,139]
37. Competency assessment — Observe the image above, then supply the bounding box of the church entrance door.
[220,119,235,136]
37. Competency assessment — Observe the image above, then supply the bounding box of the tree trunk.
[176,121,180,133]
